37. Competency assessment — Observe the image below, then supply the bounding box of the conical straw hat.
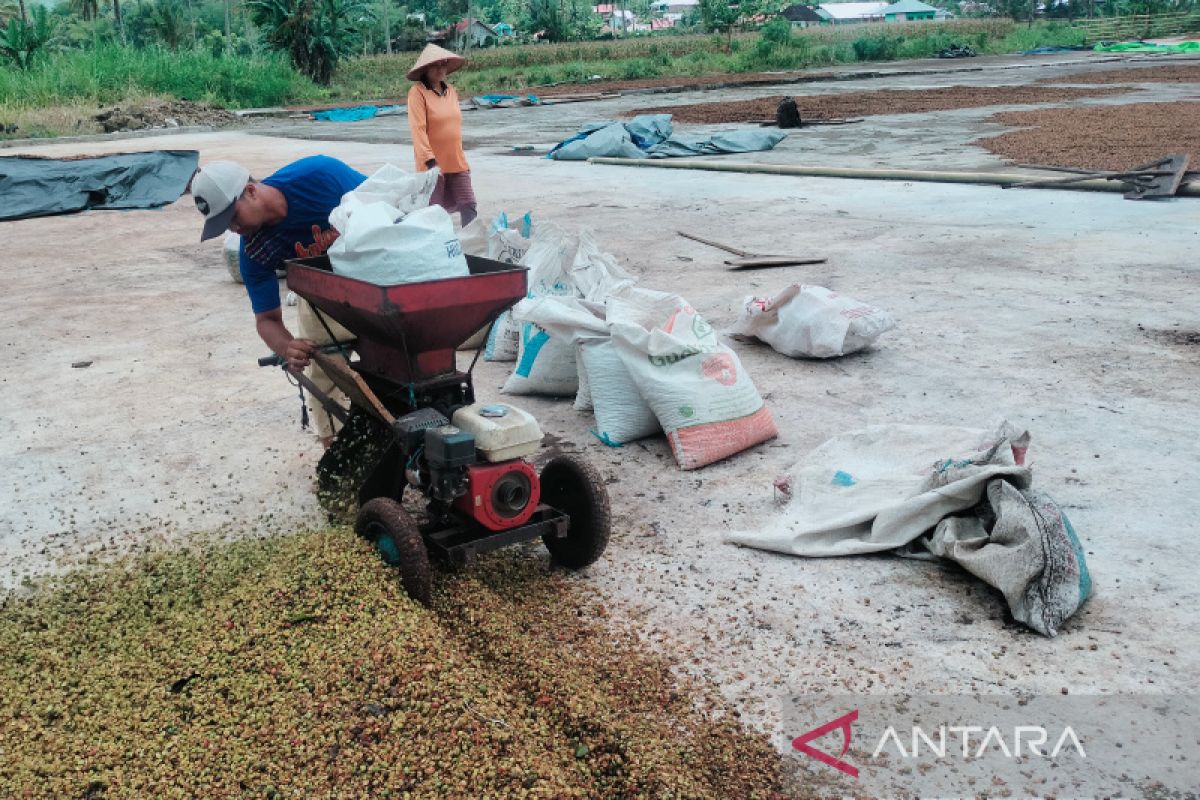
[407,43,466,81]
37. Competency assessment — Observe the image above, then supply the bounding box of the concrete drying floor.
[3,52,1199,797]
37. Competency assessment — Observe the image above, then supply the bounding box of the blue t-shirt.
[239,155,367,314]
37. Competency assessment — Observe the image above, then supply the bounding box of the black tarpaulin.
[0,149,199,222]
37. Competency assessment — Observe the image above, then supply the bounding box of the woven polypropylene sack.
[610,292,776,469]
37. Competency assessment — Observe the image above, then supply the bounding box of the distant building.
[819,2,888,23]
[596,7,636,32]
[781,4,831,27]
[650,0,699,12]
[881,0,938,20]
[434,18,500,48]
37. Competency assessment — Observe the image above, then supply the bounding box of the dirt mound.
[95,100,238,133]
[976,100,1200,172]
[1045,64,1200,85]
[625,85,1134,124]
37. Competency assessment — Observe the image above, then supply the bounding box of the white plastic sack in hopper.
[609,289,777,470]
[330,164,439,227]
[578,337,659,446]
[502,295,607,397]
[327,202,468,285]
[223,232,242,283]
[729,284,895,358]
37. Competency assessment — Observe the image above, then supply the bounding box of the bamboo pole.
[584,157,1200,197]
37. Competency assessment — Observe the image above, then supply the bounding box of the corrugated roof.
[881,0,938,13]
[818,2,888,19]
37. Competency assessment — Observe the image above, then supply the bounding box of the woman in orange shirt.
[407,44,477,226]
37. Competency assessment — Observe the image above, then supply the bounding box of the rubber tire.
[539,454,611,569]
[355,497,432,605]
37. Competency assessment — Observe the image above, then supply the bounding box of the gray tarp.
[0,150,199,222]
[728,422,1092,636]
[547,114,785,161]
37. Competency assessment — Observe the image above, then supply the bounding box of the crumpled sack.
[728,422,1091,636]
[485,226,634,362]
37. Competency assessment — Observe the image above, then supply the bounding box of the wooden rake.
[676,231,827,270]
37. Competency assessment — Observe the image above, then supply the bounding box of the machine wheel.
[539,454,611,569]
[355,498,432,605]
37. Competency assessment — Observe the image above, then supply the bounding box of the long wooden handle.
[677,231,751,258]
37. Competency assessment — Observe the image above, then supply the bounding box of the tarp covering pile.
[471,94,541,108]
[1092,40,1200,53]
[728,422,1092,636]
[547,114,786,161]
[0,150,199,222]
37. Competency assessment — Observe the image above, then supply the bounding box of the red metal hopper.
[286,254,527,383]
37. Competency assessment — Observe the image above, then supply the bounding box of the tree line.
[1,0,1195,83]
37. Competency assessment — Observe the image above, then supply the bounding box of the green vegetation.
[0,3,1184,139]
[0,6,55,69]
[247,0,374,84]
[0,43,317,107]
[0,530,793,798]
[331,19,1090,97]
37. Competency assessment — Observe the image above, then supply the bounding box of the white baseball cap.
[192,160,251,241]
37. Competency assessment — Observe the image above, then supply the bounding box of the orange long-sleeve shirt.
[407,83,469,175]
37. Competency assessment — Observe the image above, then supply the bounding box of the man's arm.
[256,307,315,372]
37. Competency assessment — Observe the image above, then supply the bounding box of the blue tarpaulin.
[471,94,541,108]
[311,104,403,122]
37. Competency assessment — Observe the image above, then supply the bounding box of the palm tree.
[110,0,124,40]
[147,0,186,48]
[69,0,99,20]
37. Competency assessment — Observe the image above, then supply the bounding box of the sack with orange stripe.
[609,289,778,470]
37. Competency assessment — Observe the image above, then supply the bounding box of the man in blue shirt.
[193,155,367,445]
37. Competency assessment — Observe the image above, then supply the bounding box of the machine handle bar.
[257,344,352,368]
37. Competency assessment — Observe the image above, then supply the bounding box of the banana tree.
[249,0,373,84]
[0,6,54,69]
